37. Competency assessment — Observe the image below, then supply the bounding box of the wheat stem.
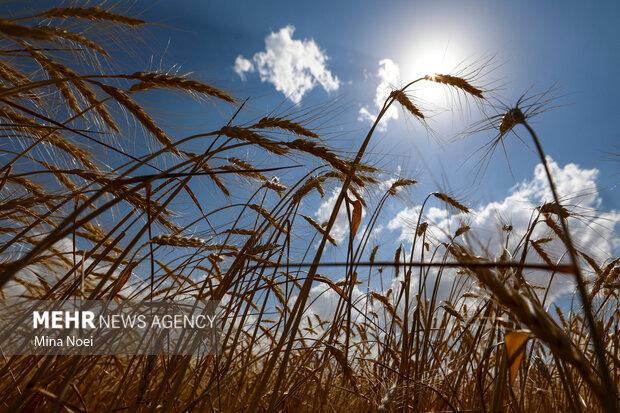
[521,120,617,413]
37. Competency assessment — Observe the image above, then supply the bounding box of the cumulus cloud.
[315,187,367,245]
[4,236,120,299]
[301,158,618,336]
[387,157,620,300]
[233,55,254,81]
[358,59,401,131]
[233,25,339,104]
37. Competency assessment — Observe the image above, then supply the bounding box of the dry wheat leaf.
[109,262,138,300]
[314,275,348,301]
[350,199,362,239]
[505,330,531,385]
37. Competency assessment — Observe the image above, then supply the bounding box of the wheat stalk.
[433,192,470,213]
[425,74,484,98]
[391,90,425,119]
[253,116,319,138]
[150,234,205,247]
[31,6,147,26]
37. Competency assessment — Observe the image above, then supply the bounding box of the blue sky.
[137,0,619,208]
[5,0,617,303]
[126,1,620,280]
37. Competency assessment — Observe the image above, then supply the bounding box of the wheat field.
[0,4,618,413]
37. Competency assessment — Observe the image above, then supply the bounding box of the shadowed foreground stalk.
[520,118,618,413]
[247,75,487,412]
[247,85,409,412]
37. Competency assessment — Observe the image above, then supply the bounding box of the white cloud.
[298,159,618,340]
[234,55,254,81]
[376,166,403,194]
[387,157,620,301]
[234,25,339,104]
[315,187,367,245]
[516,158,601,208]
[5,236,120,299]
[358,59,401,131]
[387,205,421,238]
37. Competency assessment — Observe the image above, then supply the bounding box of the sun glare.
[398,26,482,112]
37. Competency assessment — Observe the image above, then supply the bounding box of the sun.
[397,26,485,111]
